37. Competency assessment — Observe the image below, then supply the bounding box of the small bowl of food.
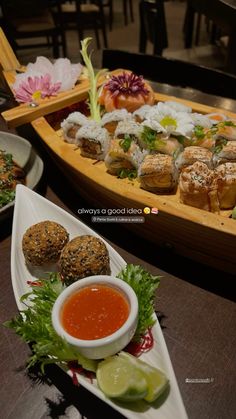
[0,131,43,221]
[52,275,138,359]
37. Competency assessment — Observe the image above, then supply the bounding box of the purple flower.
[105,72,149,97]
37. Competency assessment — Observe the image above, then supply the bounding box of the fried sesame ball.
[22,221,69,266]
[59,235,110,284]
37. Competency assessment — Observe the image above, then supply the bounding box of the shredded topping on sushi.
[105,72,149,97]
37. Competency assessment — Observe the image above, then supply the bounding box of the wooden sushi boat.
[1,28,236,274]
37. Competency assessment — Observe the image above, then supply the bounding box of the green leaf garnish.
[117,168,137,180]
[4,274,98,372]
[117,264,161,340]
[212,138,228,154]
[80,37,107,122]
[4,265,162,371]
[221,120,236,127]
[140,126,165,150]
[0,189,15,208]
[232,206,236,220]
[119,135,132,152]
[194,125,205,139]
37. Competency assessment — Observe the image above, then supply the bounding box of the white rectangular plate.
[11,184,188,419]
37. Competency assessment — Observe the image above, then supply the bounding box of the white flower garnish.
[148,104,194,137]
[164,100,192,113]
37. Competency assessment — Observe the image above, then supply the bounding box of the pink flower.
[13,74,61,103]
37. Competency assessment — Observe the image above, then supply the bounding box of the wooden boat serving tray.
[1,29,236,273]
[28,91,236,274]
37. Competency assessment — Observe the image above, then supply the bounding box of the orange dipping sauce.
[61,284,130,340]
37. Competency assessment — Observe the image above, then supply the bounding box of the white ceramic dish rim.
[52,275,138,348]
[11,185,188,419]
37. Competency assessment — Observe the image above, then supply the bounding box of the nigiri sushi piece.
[76,123,110,160]
[101,109,132,134]
[179,161,219,212]
[175,146,213,171]
[213,121,236,141]
[105,138,145,176]
[213,140,236,166]
[61,111,89,144]
[99,72,155,113]
[138,154,178,193]
[215,162,236,209]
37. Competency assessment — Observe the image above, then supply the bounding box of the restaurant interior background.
[0,0,230,72]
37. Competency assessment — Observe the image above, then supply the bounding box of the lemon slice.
[119,352,169,402]
[96,356,148,401]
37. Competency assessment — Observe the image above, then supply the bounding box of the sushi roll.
[140,120,183,157]
[138,154,178,193]
[179,161,219,212]
[191,126,215,149]
[133,104,156,122]
[101,109,132,134]
[191,113,213,129]
[76,122,110,160]
[105,138,145,177]
[215,162,236,209]
[213,121,236,141]
[61,111,89,144]
[114,119,142,142]
[175,146,213,171]
[213,141,236,166]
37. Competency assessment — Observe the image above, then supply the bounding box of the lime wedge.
[96,356,148,401]
[119,352,169,402]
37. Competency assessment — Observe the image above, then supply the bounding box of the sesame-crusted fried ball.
[22,221,69,266]
[59,235,111,284]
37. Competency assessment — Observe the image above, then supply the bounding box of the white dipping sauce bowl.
[52,275,138,359]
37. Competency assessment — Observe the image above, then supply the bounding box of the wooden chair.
[58,0,108,49]
[1,0,67,58]
[139,0,168,56]
[102,49,236,100]
[102,0,134,31]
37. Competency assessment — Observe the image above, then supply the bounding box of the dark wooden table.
[184,0,236,74]
[1,86,236,419]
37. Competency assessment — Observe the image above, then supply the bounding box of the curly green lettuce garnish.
[4,274,98,372]
[117,264,161,340]
[119,135,132,152]
[80,37,107,122]
[4,265,161,372]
